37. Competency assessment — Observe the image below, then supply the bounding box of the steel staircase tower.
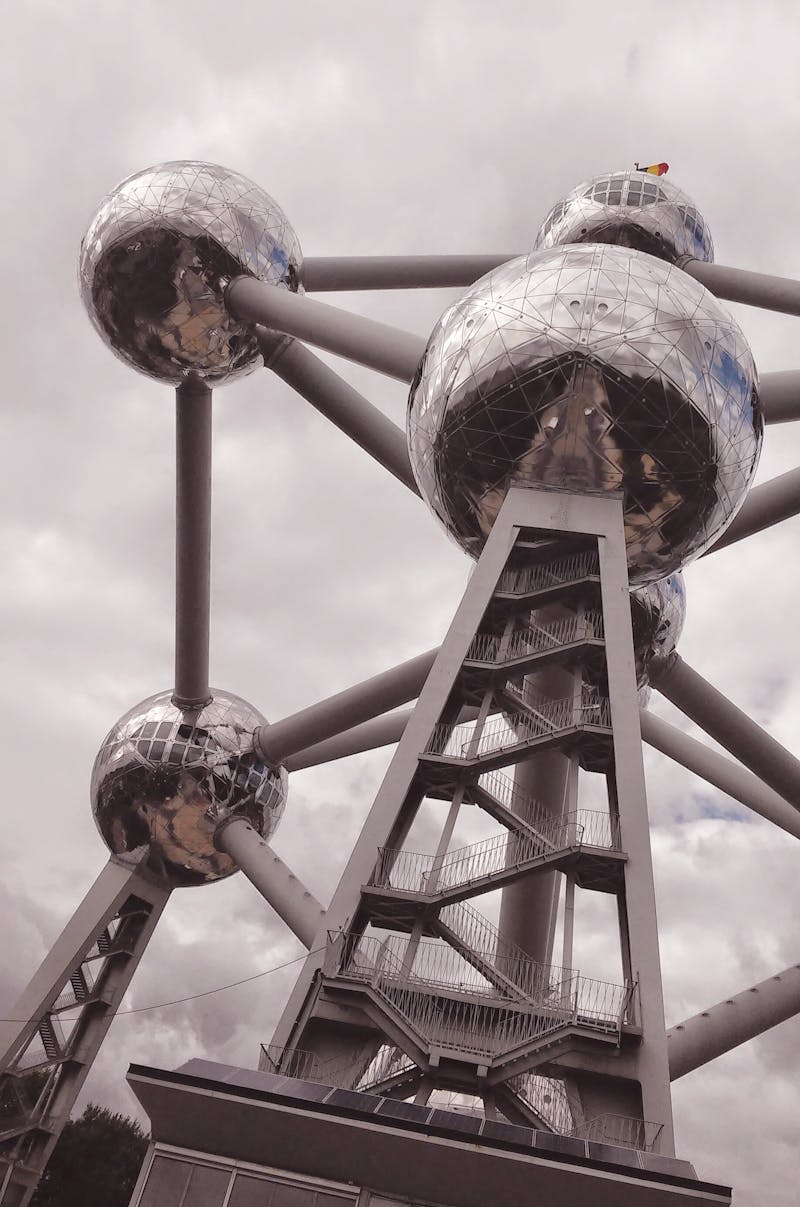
[267,485,674,1154]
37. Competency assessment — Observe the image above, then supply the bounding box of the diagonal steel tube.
[173,379,213,708]
[214,818,325,948]
[759,370,800,424]
[286,668,800,841]
[704,466,800,554]
[652,653,800,807]
[255,649,438,766]
[668,962,800,1079]
[301,254,518,292]
[225,276,426,382]
[639,711,800,839]
[680,257,800,317]
[258,331,419,494]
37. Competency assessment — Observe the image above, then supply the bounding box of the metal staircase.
[268,490,675,1153]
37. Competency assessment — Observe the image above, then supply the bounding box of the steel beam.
[759,370,800,424]
[0,856,169,1207]
[214,819,325,948]
[173,379,213,709]
[653,654,800,808]
[680,257,800,317]
[639,711,800,840]
[226,277,425,383]
[668,963,800,1079]
[284,709,412,771]
[255,648,438,766]
[258,332,419,493]
[704,466,800,554]
[301,254,517,293]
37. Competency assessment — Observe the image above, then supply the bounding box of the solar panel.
[324,1088,381,1112]
[639,1153,698,1180]
[587,1141,642,1168]
[535,1132,588,1158]
[427,1109,482,1134]
[374,1098,431,1123]
[480,1120,533,1147]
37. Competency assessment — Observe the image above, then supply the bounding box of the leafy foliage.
[32,1103,148,1207]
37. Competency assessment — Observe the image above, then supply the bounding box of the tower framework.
[4,162,800,1205]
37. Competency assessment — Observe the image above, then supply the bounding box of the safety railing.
[570,1113,664,1152]
[259,1043,323,1081]
[373,810,619,898]
[356,1044,417,1092]
[498,550,599,597]
[426,696,611,762]
[508,1071,575,1135]
[466,610,604,665]
[328,932,634,1060]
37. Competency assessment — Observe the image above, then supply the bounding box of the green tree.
[31,1103,148,1207]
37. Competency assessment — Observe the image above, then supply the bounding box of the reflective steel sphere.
[631,572,686,704]
[407,244,762,583]
[534,170,713,264]
[79,161,302,385]
[91,689,287,887]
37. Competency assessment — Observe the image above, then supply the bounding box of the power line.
[0,947,325,1024]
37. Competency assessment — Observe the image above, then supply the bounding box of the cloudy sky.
[2,1,799,1202]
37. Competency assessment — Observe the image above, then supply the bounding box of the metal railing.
[570,1113,664,1152]
[259,1040,417,1096]
[467,610,604,665]
[426,696,611,762]
[328,932,634,1060]
[498,550,599,597]
[356,1044,417,1092]
[508,1071,575,1134]
[373,810,619,898]
[259,1043,323,1081]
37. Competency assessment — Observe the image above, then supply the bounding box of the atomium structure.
[2,162,800,1207]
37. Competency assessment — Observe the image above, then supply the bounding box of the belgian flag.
[636,161,669,176]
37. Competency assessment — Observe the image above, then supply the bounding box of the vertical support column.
[174,378,213,709]
[597,525,674,1154]
[498,660,573,964]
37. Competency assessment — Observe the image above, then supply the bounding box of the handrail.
[426,695,612,762]
[329,932,634,1061]
[498,550,599,596]
[372,809,618,897]
[466,610,604,664]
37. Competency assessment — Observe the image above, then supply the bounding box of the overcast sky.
[2,2,799,1203]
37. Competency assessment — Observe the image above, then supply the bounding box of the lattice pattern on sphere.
[91,689,287,887]
[631,572,686,703]
[407,243,762,583]
[79,160,303,386]
[534,170,714,264]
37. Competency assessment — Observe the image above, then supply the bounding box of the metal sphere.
[534,170,714,264]
[631,571,686,703]
[79,160,302,386]
[91,689,287,888]
[407,243,762,584]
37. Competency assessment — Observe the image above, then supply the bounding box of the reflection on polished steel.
[79,161,302,385]
[408,243,762,583]
[91,689,288,887]
[631,572,686,706]
[534,171,714,265]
